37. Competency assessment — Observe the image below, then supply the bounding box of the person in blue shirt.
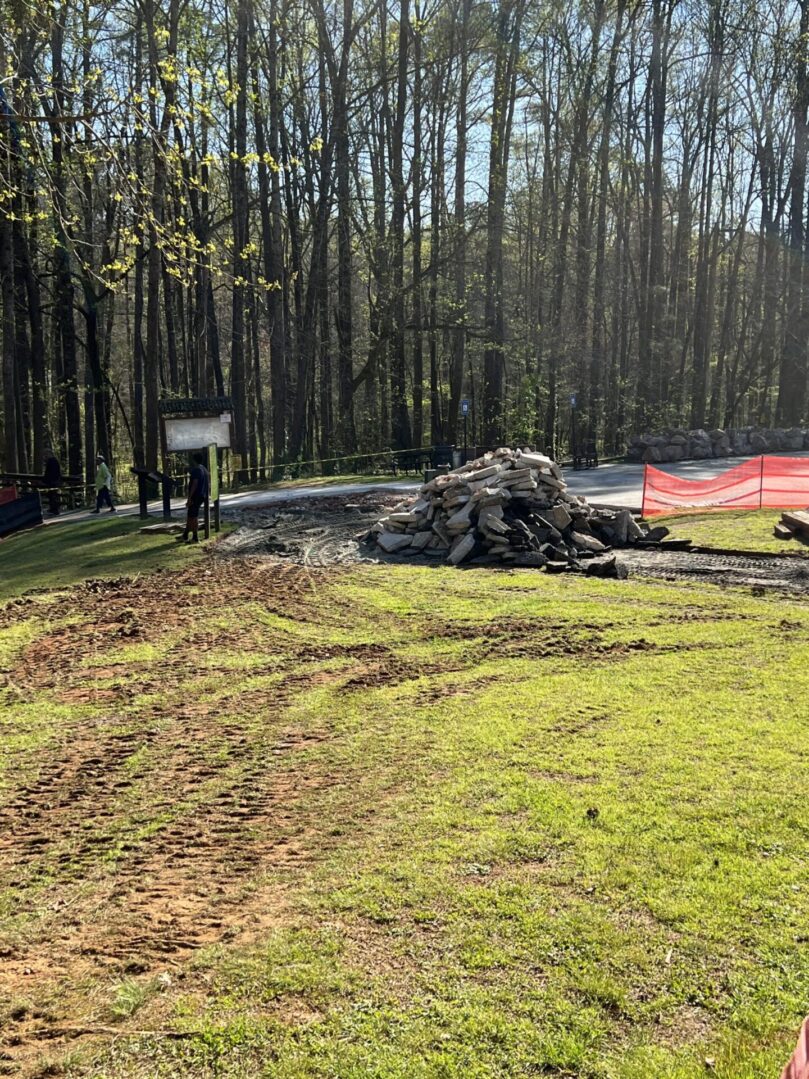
[182,453,209,543]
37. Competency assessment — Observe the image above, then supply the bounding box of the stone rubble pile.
[367,447,657,576]
[628,426,809,464]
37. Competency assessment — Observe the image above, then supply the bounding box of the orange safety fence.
[642,456,809,516]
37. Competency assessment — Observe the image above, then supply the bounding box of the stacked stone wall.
[627,427,809,464]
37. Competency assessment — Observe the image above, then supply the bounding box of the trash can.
[432,444,454,468]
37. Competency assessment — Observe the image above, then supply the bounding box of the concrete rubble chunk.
[585,555,629,579]
[410,531,433,550]
[448,533,476,565]
[570,532,607,553]
[548,504,572,531]
[378,531,414,553]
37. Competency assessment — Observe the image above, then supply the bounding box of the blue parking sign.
[569,393,577,408]
[461,399,470,415]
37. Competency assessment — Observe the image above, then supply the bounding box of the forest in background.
[1,0,809,483]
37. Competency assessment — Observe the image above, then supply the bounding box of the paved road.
[564,451,809,508]
[44,451,809,525]
[45,480,422,526]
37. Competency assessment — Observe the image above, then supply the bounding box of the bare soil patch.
[217,494,809,594]
[0,560,369,1076]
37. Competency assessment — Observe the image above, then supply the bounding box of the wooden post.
[138,472,148,519]
[159,414,172,520]
[204,495,210,539]
[161,474,172,520]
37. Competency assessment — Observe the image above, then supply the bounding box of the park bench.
[572,441,599,471]
[391,449,433,475]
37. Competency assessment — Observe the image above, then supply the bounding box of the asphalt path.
[43,450,809,525]
[563,450,809,508]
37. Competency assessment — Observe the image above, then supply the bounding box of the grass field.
[657,508,809,556]
[1,518,808,1077]
[0,517,211,601]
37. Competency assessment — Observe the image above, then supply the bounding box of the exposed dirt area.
[219,493,809,592]
[3,501,807,1074]
[0,560,363,1076]
[621,546,809,593]
[219,491,405,566]
[3,552,656,1075]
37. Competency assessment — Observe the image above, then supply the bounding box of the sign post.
[159,397,233,523]
[208,443,220,535]
[461,398,470,462]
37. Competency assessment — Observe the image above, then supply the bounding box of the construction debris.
[364,447,662,574]
[777,510,809,541]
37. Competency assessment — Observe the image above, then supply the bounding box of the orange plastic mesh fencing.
[642,456,809,516]
[762,455,809,508]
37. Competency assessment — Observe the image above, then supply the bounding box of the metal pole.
[641,463,649,518]
[759,454,765,509]
[464,414,468,462]
[571,404,577,467]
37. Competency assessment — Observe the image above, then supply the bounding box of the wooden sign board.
[164,414,232,452]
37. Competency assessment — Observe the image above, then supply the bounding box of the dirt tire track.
[0,561,359,1076]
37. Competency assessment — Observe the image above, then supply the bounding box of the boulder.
[660,445,684,463]
[731,431,751,456]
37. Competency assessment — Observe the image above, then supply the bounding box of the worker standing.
[91,454,116,514]
[182,452,209,543]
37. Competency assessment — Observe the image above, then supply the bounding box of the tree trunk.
[777,0,809,425]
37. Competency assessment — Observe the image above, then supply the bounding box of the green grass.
[2,558,809,1077]
[656,508,809,556]
[0,516,213,600]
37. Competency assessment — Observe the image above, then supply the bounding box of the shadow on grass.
[0,517,204,601]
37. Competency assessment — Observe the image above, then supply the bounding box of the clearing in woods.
[0,515,808,1077]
